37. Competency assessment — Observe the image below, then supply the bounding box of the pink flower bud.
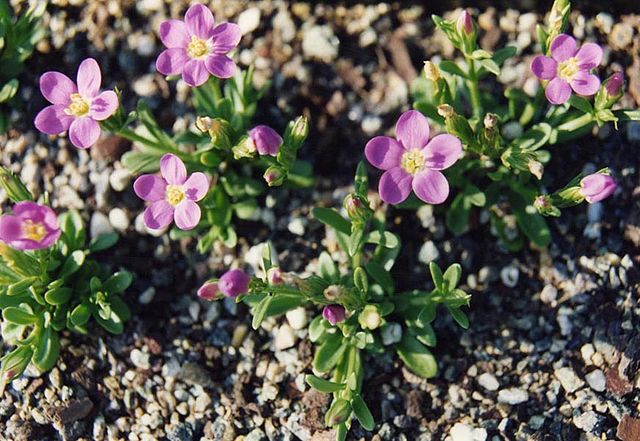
[267,267,284,285]
[248,125,283,156]
[579,173,616,203]
[218,269,250,297]
[457,10,474,35]
[322,305,346,325]
[197,282,219,300]
[604,72,624,97]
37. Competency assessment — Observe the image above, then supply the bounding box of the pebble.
[497,388,529,405]
[108,207,130,231]
[238,8,261,34]
[130,349,151,370]
[194,392,211,413]
[380,323,403,346]
[554,367,584,393]
[450,422,487,441]
[477,373,499,391]
[138,287,156,304]
[109,168,131,192]
[626,122,640,142]
[287,218,306,236]
[245,428,267,441]
[302,25,339,62]
[585,369,606,392]
[90,211,115,237]
[500,265,519,288]
[274,324,296,350]
[574,411,602,433]
[418,240,440,264]
[286,307,308,330]
[540,285,557,304]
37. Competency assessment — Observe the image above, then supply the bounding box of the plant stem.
[555,112,595,143]
[465,57,482,118]
[115,127,165,151]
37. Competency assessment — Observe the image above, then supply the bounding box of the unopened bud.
[604,72,624,98]
[267,267,284,285]
[232,137,257,160]
[528,160,544,180]
[0,167,33,202]
[197,282,219,300]
[323,285,343,302]
[263,166,286,187]
[196,116,231,149]
[457,10,474,35]
[437,104,454,118]
[291,116,309,141]
[358,305,381,330]
[484,113,498,130]
[423,61,441,82]
[326,399,351,426]
[343,193,372,223]
[322,305,346,325]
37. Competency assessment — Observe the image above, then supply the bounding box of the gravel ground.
[1,1,640,441]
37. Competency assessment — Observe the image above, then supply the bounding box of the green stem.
[465,57,482,118]
[115,127,165,151]
[554,112,594,143]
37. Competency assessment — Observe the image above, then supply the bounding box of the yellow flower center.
[187,36,209,59]
[557,57,579,81]
[22,220,46,242]
[165,184,185,206]
[64,93,90,117]
[400,149,426,175]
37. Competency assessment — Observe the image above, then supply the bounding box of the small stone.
[585,369,605,392]
[274,324,296,350]
[286,307,308,330]
[450,422,487,441]
[287,218,306,236]
[139,287,156,305]
[580,343,595,365]
[245,428,267,441]
[108,208,130,232]
[109,168,132,192]
[555,367,584,394]
[380,322,402,346]
[237,8,261,34]
[90,212,114,237]
[194,393,212,413]
[418,240,439,264]
[540,285,557,304]
[617,415,640,441]
[302,25,339,62]
[573,411,602,433]
[497,388,528,405]
[500,265,519,288]
[627,122,640,142]
[59,398,94,424]
[130,349,150,370]
[166,423,193,441]
[528,415,545,430]
[477,373,499,391]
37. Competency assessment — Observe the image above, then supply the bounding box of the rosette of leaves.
[0,210,132,390]
[0,0,46,132]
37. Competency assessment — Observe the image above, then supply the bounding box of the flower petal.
[211,23,242,53]
[575,42,602,70]
[545,77,572,105]
[395,110,430,150]
[39,72,76,105]
[143,200,174,230]
[13,201,46,221]
[160,153,187,185]
[68,117,100,149]
[77,58,101,98]
[174,200,201,230]
[183,172,210,201]
[570,71,600,96]
[422,134,462,170]
[184,3,214,40]
[550,34,577,62]
[204,55,236,79]
[412,169,449,204]
[364,136,403,171]
[90,90,118,121]
[133,175,167,202]
[182,59,210,86]
[580,173,616,203]
[39,229,61,248]
[530,56,557,80]
[156,48,189,76]
[159,19,190,48]
[34,105,74,135]
[249,125,282,156]
[0,215,23,242]
[378,167,413,205]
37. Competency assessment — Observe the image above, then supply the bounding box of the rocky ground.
[1,1,640,441]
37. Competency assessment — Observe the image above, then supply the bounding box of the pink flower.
[364,110,462,205]
[34,58,118,149]
[531,34,602,105]
[133,154,209,230]
[248,125,283,156]
[197,282,219,300]
[579,173,616,203]
[156,3,241,87]
[218,269,250,297]
[0,202,60,250]
[457,10,473,35]
[322,305,346,325]
[604,72,624,97]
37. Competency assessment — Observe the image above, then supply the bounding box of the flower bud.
[196,116,231,149]
[438,105,474,146]
[218,269,250,297]
[604,72,624,98]
[249,125,283,156]
[437,104,454,118]
[483,113,498,130]
[291,115,309,143]
[528,160,544,180]
[267,267,284,285]
[232,137,257,160]
[423,61,441,82]
[343,193,372,223]
[325,399,351,426]
[263,166,286,187]
[322,305,346,326]
[197,282,219,300]
[579,173,617,203]
[457,10,474,35]
[323,285,343,302]
[533,195,561,217]
[358,305,381,330]
[0,167,33,202]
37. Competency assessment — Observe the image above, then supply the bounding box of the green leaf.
[492,46,517,66]
[103,271,133,294]
[312,207,351,235]
[445,193,470,236]
[121,151,163,174]
[44,287,72,305]
[2,306,37,325]
[397,333,437,378]
[568,95,593,114]
[318,252,338,282]
[325,399,351,427]
[70,303,91,326]
[366,231,399,249]
[305,375,345,393]
[313,332,347,373]
[59,250,86,279]
[308,315,326,342]
[447,306,470,329]
[478,58,501,76]
[514,204,551,248]
[417,303,436,326]
[7,276,39,296]
[265,293,304,317]
[0,79,18,103]
[439,60,467,78]
[429,262,444,291]
[364,261,394,294]
[414,322,437,347]
[94,308,124,334]
[352,395,375,431]
[251,294,273,330]
[354,161,369,198]
[32,326,60,372]
[59,210,85,249]
[348,229,363,257]
[353,267,368,293]
[0,345,33,386]
[442,264,461,291]
[465,185,486,207]
[89,233,118,252]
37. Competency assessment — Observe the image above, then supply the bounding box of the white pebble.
[109,208,130,232]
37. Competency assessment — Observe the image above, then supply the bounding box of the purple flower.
[34,58,118,149]
[323,305,346,326]
[197,282,219,300]
[156,3,241,87]
[218,269,250,297]
[579,173,616,203]
[364,110,462,205]
[457,10,473,35]
[531,34,602,105]
[0,202,60,250]
[248,125,283,156]
[133,153,209,231]
[604,72,624,97]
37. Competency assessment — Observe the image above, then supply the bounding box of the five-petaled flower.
[531,34,602,105]
[0,202,60,250]
[133,154,209,231]
[156,3,241,87]
[365,110,462,205]
[579,173,616,203]
[35,58,118,149]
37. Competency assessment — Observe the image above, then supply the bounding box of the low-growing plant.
[0,0,45,133]
[369,0,639,251]
[33,3,311,251]
[198,163,471,439]
[0,168,132,391]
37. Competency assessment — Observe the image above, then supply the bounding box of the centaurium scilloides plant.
[33,2,311,251]
[403,0,637,251]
